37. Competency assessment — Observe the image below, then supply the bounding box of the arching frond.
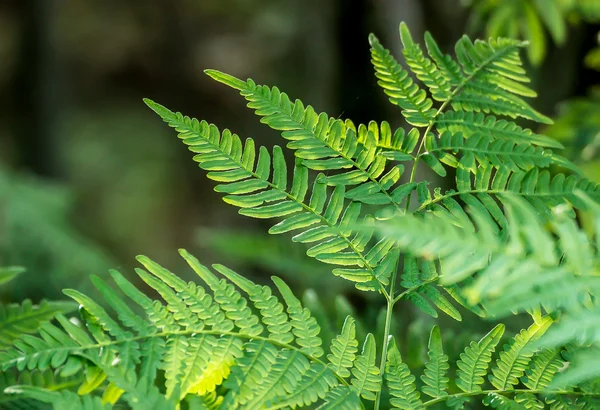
[144,99,397,293]
[0,252,372,409]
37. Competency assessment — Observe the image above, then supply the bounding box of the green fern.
[0,267,76,349]
[4,19,600,410]
[2,252,597,409]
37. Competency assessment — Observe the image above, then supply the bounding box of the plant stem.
[374,258,399,409]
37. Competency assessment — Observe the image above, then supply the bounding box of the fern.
[2,252,597,409]
[4,19,600,410]
[0,267,76,349]
[0,252,372,409]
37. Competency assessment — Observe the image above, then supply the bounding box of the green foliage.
[0,169,114,298]
[0,267,76,349]
[4,20,600,410]
[1,252,595,409]
[464,0,600,65]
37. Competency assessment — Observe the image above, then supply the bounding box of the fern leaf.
[369,33,436,126]
[456,324,505,392]
[4,386,111,410]
[435,111,562,148]
[272,276,324,358]
[400,22,452,101]
[147,254,263,336]
[244,349,311,408]
[186,336,243,396]
[514,392,545,410]
[484,392,526,409]
[489,316,553,390]
[421,131,558,176]
[421,326,450,398]
[327,316,359,379]
[385,338,424,410]
[205,71,413,208]
[350,333,381,401]
[0,368,84,410]
[317,386,362,410]
[452,35,552,123]
[211,263,294,344]
[223,340,279,405]
[267,363,338,409]
[0,299,76,348]
[521,348,564,390]
[145,99,390,291]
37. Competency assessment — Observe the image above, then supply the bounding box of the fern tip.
[368,33,379,46]
[204,69,247,90]
[399,22,414,47]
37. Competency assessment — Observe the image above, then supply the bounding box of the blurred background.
[0,0,599,371]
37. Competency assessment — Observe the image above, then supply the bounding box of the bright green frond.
[327,316,359,379]
[489,317,553,390]
[385,338,424,409]
[350,333,381,401]
[435,111,562,148]
[521,348,564,390]
[212,264,294,344]
[456,324,505,393]
[4,386,111,410]
[317,386,362,409]
[369,34,436,127]
[420,326,449,398]
[420,131,557,176]
[272,276,324,358]
[145,98,391,292]
[399,22,452,102]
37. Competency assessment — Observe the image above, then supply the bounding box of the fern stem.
[422,388,600,407]
[392,278,437,304]
[374,254,400,409]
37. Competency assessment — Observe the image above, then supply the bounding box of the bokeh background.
[1,0,599,370]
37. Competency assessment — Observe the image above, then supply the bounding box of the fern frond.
[317,386,363,409]
[399,22,452,102]
[266,278,321,357]
[0,299,76,348]
[420,131,557,177]
[144,99,395,293]
[327,316,359,379]
[489,317,553,390]
[418,166,600,222]
[521,348,563,390]
[420,326,449,398]
[212,264,294,344]
[2,252,369,409]
[349,333,381,401]
[435,111,562,148]
[204,70,415,208]
[206,70,418,211]
[0,368,83,410]
[385,338,424,409]
[4,386,111,410]
[399,255,474,319]
[369,33,436,127]
[456,324,505,393]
